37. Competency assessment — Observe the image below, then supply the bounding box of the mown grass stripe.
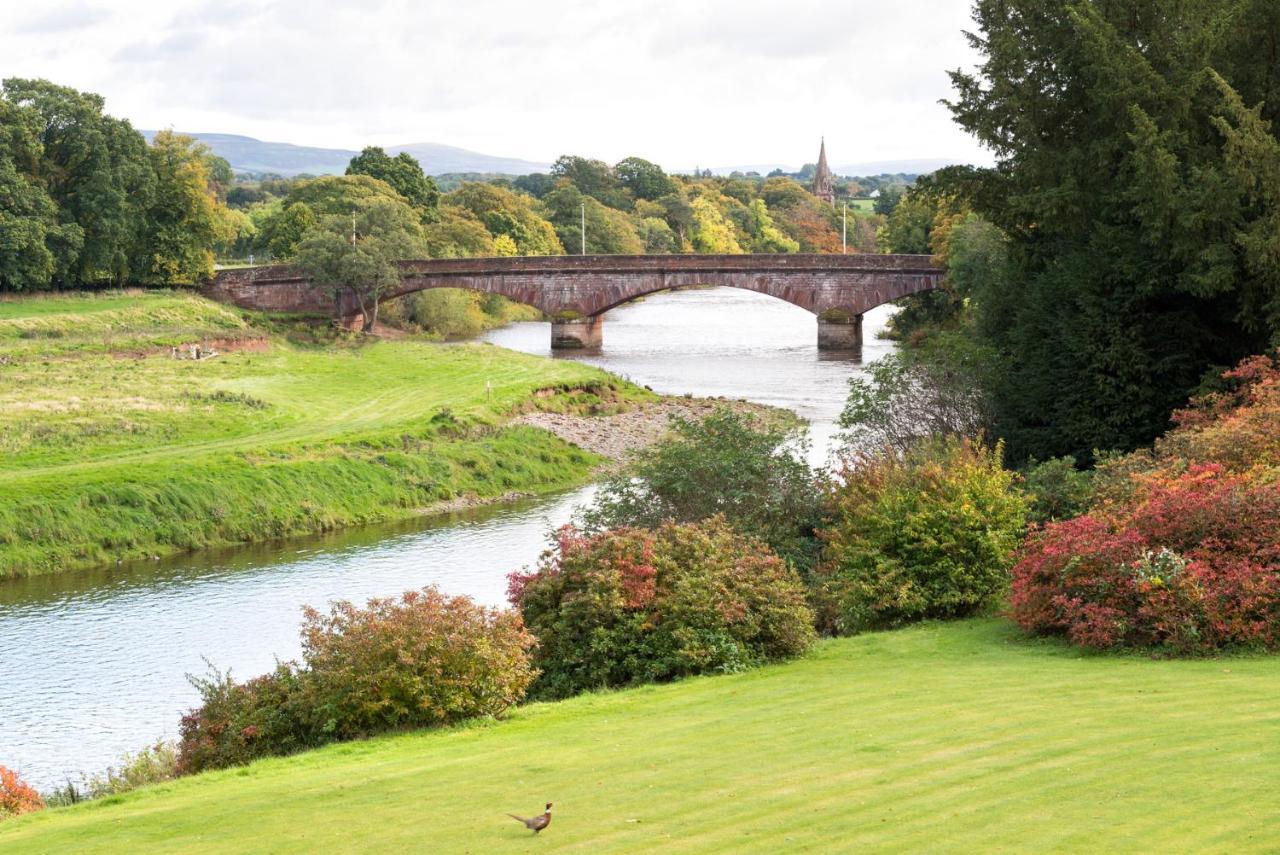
[3,619,1278,853]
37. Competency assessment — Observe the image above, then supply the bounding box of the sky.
[0,0,992,171]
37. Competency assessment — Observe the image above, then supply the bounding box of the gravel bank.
[515,397,779,467]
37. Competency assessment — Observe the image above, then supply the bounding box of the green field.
[0,291,651,577]
[3,618,1276,852]
[846,198,877,213]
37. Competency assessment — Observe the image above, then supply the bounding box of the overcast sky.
[0,0,992,170]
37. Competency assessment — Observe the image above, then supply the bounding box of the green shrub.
[87,741,179,798]
[177,662,316,775]
[409,289,487,338]
[178,587,535,774]
[817,437,1027,634]
[509,517,815,700]
[1020,455,1093,524]
[581,408,826,575]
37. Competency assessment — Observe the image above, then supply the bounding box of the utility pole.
[841,201,848,255]
[581,202,586,255]
[351,213,357,247]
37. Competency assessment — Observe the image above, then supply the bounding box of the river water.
[0,288,895,790]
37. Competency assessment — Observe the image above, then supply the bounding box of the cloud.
[113,30,208,63]
[13,2,110,33]
[0,0,992,169]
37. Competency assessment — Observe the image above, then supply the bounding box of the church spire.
[813,137,835,206]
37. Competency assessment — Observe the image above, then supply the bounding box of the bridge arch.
[204,254,944,351]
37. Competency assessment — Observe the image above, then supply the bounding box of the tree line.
[878,0,1280,467]
[0,79,237,291]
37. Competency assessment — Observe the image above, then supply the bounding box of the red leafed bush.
[510,517,815,699]
[0,765,45,819]
[1010,464,1280,653]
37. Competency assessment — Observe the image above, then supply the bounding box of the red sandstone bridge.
[204,254,944,350]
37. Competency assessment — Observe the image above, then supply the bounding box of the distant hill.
[140,132,550,177]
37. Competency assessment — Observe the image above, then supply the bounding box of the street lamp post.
[581,202,586,255]
[842,201,848,254]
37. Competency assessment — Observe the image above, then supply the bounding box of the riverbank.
[5,618,1277,852]
[0,291,667,579]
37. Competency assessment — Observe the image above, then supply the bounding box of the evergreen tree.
[944,0,1280,462]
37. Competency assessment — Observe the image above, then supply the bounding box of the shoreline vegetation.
[0,290,766,580]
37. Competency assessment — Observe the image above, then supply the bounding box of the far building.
[812,138,835,206]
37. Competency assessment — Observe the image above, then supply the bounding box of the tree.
[943,0,1280,463]
[634,216,677,254]
[513,173,555,199]
[346,146,440,218]
[205,154,234,202]
[838,336,993,457]
[263,202,317,259]
[614,156,674,201]
[873,186,903,216]
[0,99,81,290]
[422,206,495,258]
[540,182,643,255]
[580,408,826,575]
[689,196,742,254]
[2,77,154,284]
[131,130,235,284]
[446,183,563,255]
[550,155,631,210]
[746,198,799,253]
[294,198,425,332]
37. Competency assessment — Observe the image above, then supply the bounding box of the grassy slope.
[0,291,649,577]
[4,619,1277,853]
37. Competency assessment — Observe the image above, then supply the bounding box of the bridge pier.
[817,313,862,351]
[551,316,603,350]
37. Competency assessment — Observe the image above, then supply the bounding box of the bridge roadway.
[204,254,944,350]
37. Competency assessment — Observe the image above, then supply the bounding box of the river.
[0,288,896,790]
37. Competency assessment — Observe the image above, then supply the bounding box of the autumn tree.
[446,183,563,255]
[131,130,235,284]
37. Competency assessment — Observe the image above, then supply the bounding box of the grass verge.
[0,290,652,577]
[3,618,1277,852]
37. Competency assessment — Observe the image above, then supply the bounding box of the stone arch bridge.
[203,254,943,350]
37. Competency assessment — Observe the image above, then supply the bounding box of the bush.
[838,335,994,457]
[817,437,1027,634]
[1010,464,1280,653]
[509,517,815,700]
[1020,456,1093,524]
[300,587,536,740]
[0,765,44,820]
[87,741,179,798]
[178,587,535,774]
[580,408,826,575]
[177,662,316,775]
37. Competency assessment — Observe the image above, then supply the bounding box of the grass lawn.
[3,619,1277,853]
[846,198,877,213]
[0,291,651,577]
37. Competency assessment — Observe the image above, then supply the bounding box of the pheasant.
[507,802,553,834]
